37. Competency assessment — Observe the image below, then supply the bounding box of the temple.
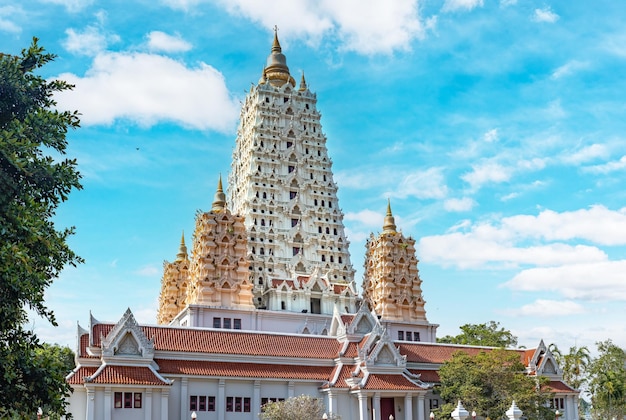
[66,31,579,420]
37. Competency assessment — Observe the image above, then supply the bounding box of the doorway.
[381,398,395,420]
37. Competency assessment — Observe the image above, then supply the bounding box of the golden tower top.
[261,27,296,87]
[382,199,397,234]
[211,175,226,212]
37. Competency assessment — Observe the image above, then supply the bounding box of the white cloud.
[40,0,94,12]
[444,197,475,212]
[584,155,626,174]
[483,128,498,143]
[418,205,626,268]
[500,0,517,6]
[442,0,484,13]
[147,31,192,53]
[502,205,626,246]
[503,299,586,317]
[551,60,589,79]
[54,52,239,132]
[390,167,448,199]
[0,6,22,33]
[166,0,425,55]
[462,162,512,190]
[561,143,608,165]
[345,209,385,228]
[63,26,112,56]
[504,261,626,301]
[533,7,559,23]
[134,265,160,276]
[419,232,606,269]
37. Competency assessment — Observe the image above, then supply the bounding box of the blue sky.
[3,0,626,352]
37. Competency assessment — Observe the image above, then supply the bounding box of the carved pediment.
[101,308,154,361]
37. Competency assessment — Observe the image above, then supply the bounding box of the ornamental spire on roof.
[382,199,397,234]
[211,174,226,212]
[262,26,295,87]
[299,71,307,91]
[175,231,187,261]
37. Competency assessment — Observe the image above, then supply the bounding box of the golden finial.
[299,71,307,91]
[272,25,281,52]
[211,174,227,212]
[382,199,397,234]
[176,231,188,261]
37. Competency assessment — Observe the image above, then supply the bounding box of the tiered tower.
[157,233,190,324]
[362,201,428,324]
[157,178,254,325]
[227,30,357,314]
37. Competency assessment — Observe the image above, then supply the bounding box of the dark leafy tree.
[0,38,81,417]
[588,340,626,420]
[436,349,552,420]
[437,321,518,348]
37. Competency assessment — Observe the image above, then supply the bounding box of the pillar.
[358,393,368,420]
[373,393,381,420]
[103,387,112,420]
[404,394,413,420]
[86,389,95,420]
[180,378,188,420]
[144,389,152,420]
[328,391,336,416]
[417,394,425,420]
[160,388,169,420]
[288,381,295,398]
[253,380,261,417]
[218,378,226,420]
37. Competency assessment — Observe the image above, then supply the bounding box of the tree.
[259,395,338,420]
[437,321,518,348]
[588,340,626,420]
[549,343,591,418]
[0,38,81,417]
[436,349,552,420]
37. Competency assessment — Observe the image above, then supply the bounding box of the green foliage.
[588,340,626,420]
[259,395,337,420]
[437,321,518,348]
[0,38,81,417]
[436,349,552,420]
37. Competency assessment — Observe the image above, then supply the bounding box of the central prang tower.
[227,31,357,315]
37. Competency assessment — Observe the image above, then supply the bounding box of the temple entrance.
[381,398,395,420]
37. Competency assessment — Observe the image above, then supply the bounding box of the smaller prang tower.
[157,177,254,325]
[362,201,437,342]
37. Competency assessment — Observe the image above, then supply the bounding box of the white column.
[218,378,226,420]
[328,391,336,416]
[86,389,95,420]
[253,380,261,417]
[144,389,152,420]
[288,381,295,398]
[404,394,413,420]
[358,393,369,420]
[103,387,112,420]
[417,394,425,420]
[373,393,381,420]
[180,378,188,420]
[160,388,169,420]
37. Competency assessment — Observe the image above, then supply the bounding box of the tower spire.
[175,231,187,261]
[211,174,226,212]
[382,199,397,234]
[299,71,307,91]
[261,26,295,87]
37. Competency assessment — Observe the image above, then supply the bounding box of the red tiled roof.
[329,364,359,388]
[156,359,332,380]
[360,374,425,390]
[67,366,98,385]
[408,369,440,382]
[271,279,295,289]
[333,285,347,294]
[91,324,342,359]
[78,333,98,359]
[398,343,527,364]
[546,380,578,393]
[341,342,359,358]
[87,365,170,386]
[340,315,354,325]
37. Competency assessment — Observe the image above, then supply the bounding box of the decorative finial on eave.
[272,25,281,53]
[382,198,397,234]
[299,71,307,91]
[211,174,227,212]
[176,231,187,262]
